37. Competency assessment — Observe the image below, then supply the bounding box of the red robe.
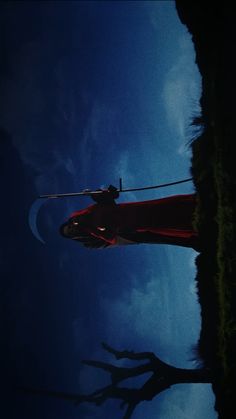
[68,194,199,250]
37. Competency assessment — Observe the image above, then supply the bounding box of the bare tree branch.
[102,342,156,361]
[123,403,137,419]
[82,357,153,384]
[19,343,212,419]
[101,342,170,372]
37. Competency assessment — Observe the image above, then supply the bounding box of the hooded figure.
[60,186,200,251]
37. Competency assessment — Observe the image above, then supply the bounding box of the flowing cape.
[68,194,199,250]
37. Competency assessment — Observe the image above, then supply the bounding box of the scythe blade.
[28,198,48,244]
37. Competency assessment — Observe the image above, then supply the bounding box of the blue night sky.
[0,1,217,418]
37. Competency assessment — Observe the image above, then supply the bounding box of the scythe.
[28,177,193,244]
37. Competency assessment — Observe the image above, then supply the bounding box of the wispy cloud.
[113,152,140,202]
[162,35,202,155]
[157,384,217,419]
[102,266,197,366]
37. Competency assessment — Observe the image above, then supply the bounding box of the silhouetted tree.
[20,343,212,419]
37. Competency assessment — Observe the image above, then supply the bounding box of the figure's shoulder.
[70,204,96,218]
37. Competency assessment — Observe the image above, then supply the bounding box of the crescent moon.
[28,199,48,244]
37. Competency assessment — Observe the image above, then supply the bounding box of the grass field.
[191,122,236,418]
[175,2,236,417]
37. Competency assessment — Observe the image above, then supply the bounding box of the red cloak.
[67,194,199,250]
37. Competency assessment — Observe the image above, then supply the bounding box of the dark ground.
[175,2,236,418]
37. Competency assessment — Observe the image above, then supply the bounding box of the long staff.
[38,177,193,199]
